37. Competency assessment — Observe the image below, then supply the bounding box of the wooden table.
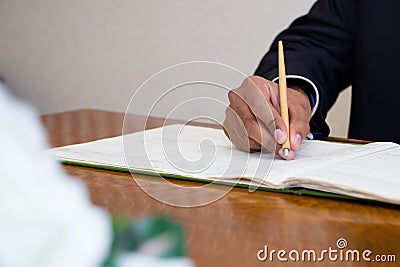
[42,109,400,267]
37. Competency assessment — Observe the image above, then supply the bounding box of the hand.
[223,76,312,160]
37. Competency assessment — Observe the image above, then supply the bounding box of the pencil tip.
[284,148,290,157]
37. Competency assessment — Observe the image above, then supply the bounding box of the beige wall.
[0,0,350,137]
[326,87,351,138]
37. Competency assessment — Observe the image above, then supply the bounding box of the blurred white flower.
[0,84,111,267]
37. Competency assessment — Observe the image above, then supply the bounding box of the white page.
[51,135,126,168]
[123,124,276,185]
[50,124,394,188]
[284,145,400,203]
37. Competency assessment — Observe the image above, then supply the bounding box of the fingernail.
[275,129,285,144]
[278,148,285,158]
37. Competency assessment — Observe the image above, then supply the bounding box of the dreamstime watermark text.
[257,238,396,263]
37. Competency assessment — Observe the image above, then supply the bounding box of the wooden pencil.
[278,40,291,156]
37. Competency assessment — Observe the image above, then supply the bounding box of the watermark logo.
[336,238,347,249]
[257,238,396,263]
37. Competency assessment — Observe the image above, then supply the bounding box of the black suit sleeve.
[254,0,357,138]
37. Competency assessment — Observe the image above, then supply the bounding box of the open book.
[50,124,400,205]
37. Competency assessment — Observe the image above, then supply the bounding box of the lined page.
[284,145,400,203]
[50,124,388,187]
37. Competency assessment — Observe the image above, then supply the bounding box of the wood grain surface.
[42,109,400,267]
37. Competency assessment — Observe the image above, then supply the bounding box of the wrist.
[271,75,319,117]
[287,79,314,107]
[288,84,308,97]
